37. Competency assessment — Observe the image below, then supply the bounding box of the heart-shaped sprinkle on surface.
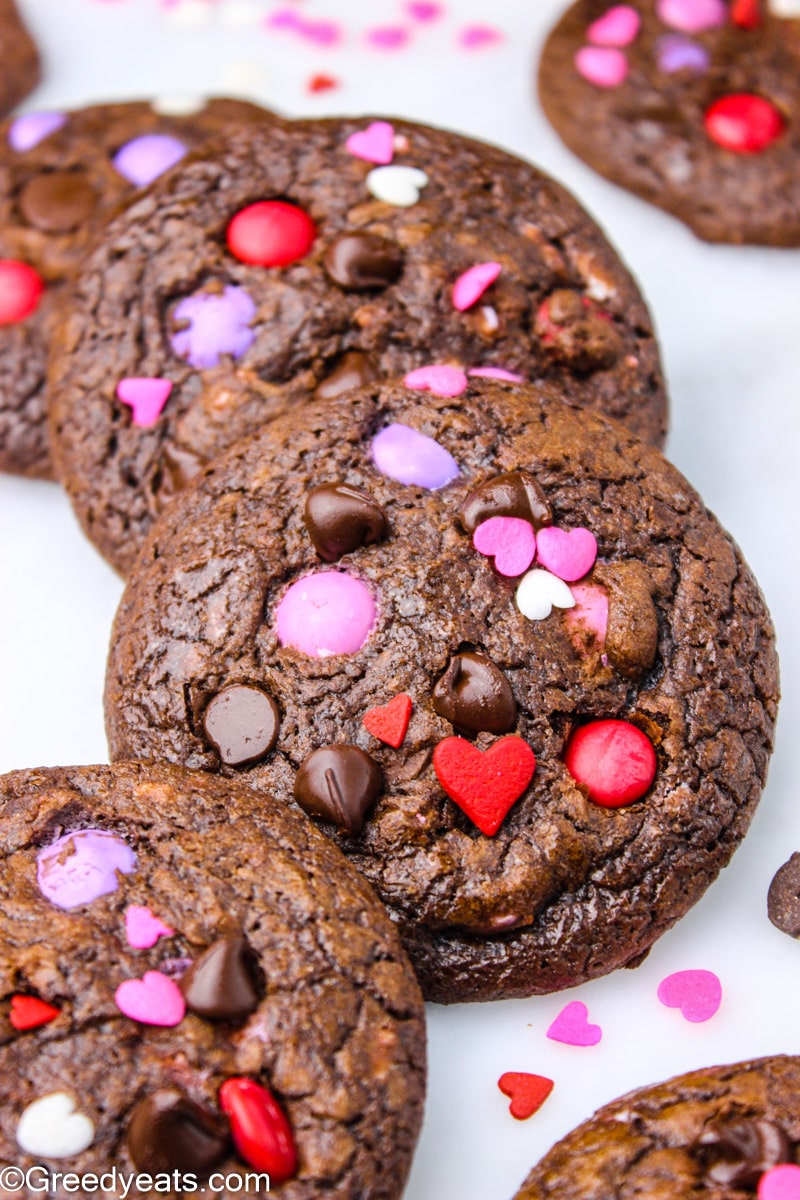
[125,905,175,949]
[731,0,762,27]
[10,995,60,1031]
[497,1073,554,1120]
[536,526,597,582]
[345,121,396,164]
[115,970,186,1026]
[564,718,656,806]
[366,165,428,206]
[759,1165,800,1200]
[433,735,535,835]
[404,364,468,397]
[452,262,502,311]
[363,693,413,748]
[407,2,442,20]
[656,0,726,30]
[657,969,722,1022]
[516,569,575,621]
[468,366,525,382]
[587,5,641,45]
[219,1078,297,1182]
[473,516,536,577]
[16,1093,95,1158]
[575,45,629,87]
[546,1000,602,1046]
[656,33,710,72]
[116,377,173,427]
[372,422,460,488]
[459,24,503,49]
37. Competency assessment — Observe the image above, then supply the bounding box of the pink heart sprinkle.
[536,526,597,582]
[116,377,173,427]
[404,365,468,397]
[366,26,410,50]
[345,121,396,165]
[115,970,186,1026]
[473,517,536,578]
[469,366,525,383]
[452,262,502,312]
[656,0,726,32]
[657,970,722,1023]
[125,905,175,950]
[459,24,503,49]
[547,1000,602,1046]
[587,5,641,46]
[759,1165,800,1200]
[298,17,342,46]
[575,45,629,87]
[406,2,442,21]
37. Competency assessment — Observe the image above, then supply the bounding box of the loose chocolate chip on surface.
[294,745,382,835]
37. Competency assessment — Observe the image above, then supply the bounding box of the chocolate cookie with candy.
[104,377,778,1003]
[0,763,426,1199]
[538,0,800,244]
[0,0,39,120]
[47,114,668,576]
[0,98,274,479]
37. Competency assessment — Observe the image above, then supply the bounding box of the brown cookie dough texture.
[538,0,800,245]
[0,0,39,119]
[48,114,668,576]
[513,1056,800,1199]
[104,379,779,1003]
[0,763,426,1199]
[0,98,275,480]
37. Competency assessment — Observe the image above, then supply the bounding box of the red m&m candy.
[0,259,44,324]
[564,719,656,807]
[704,94,784,154]
[226,200,316,267]
[219,1077,297,1182]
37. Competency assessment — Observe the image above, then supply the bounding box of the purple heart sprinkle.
[656,34,710,73]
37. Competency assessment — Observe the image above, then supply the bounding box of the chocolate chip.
[459,471,551,534]
[768,852,800,937]
[693,1119,792,1188]
[156,443,207,508]
[324,232,404,291]
[202,684,280,766]
[294,745,382,835]
[432,651,516,735]
[314,351,381,400]
[18,171,97,233]
[180,934,261,1021]
[304,483,388,562]
[127,1089,230,1177]
[593,560,658,678]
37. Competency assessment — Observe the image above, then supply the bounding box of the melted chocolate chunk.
[202,684,280,766]
[304,483,388,562]
[432,651,516,735]
[156,442,207,507]
[314,351,380,400]
[324,232,404,291]
[180,934,261,1021]
[127,1089,230,1176]
[19,171,97,234]
[459,471,551,534]
[694,1118,792,1188]
[294,745,382,835]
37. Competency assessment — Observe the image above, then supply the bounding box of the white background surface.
[1,1,798,1197]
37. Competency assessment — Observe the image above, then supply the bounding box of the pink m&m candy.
[275,572,376,658]
[564,719,656,807]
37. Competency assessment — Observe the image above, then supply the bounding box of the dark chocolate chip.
[18,171,97,233]
[294,745,382,835]
[304,483,388,562]
[202,684,280,766]
[459,471,551,534]
[180,934,261,1021]
[156,443,207,507]
[594,560,658,678]
[314,351,380,400]
[127,1089,230,1177]
[768,852,800,937]
[324,232,404,290]
[693,1119,792,1188]
[432,651,516,735]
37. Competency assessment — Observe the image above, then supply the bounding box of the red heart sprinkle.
[308,73,339,93]
[10,995,60,1031]
[564,719,656,807]
[433,736,536,835]
[497,1072,554,1120]
[363,693,413,748]
[730,0,761,27]
[219,1078,297,1183]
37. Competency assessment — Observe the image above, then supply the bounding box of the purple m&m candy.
[170,285,256,369]
[371,423,460,489]
[37,829,137,909]
[113,134,188,187]
[656,34,710,73]
[8,112,67,153]
[275,572,377,658]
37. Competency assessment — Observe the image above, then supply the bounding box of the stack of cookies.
[0,0,792,1195]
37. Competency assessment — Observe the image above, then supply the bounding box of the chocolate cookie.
[104,378,779,1003]
[0,98,275,479]
[538,0,800,245]
[0,0,40,119]
[48,114,668,576]
[513,1056,800,1198]
[0,763,426,1198]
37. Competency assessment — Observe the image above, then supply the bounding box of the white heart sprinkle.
[516,569,575,621]
[151,94,206,117]
[366,166,429,207]
[17,1093,95,1159]
[768,0,800,13]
